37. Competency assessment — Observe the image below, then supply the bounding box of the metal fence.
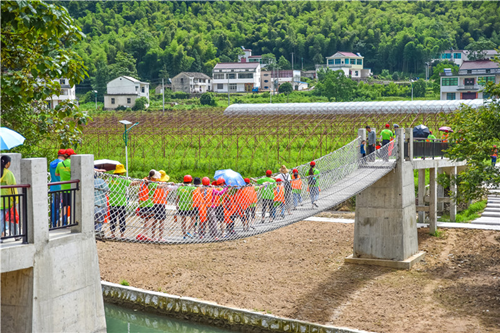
[48,180,80,230]
[1,184,30,243]
[92,138,398,244]
[412,139,450,159]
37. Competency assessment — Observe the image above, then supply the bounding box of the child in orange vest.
[291,168,303,209]
[273,179,286,220]
[243,178,257,230]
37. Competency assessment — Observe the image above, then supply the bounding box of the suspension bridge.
[94,137,398,244]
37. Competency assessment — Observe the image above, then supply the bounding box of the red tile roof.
[338,52,359,57]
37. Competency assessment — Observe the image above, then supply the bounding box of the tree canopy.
[1,0,90,155]
[443,65,500,203]
[57,1,499,93]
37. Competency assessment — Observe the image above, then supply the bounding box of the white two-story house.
[260,70,308,91]
[324,52,372,79]
[212,63,261,93]
[46,78,76,108]
[104,76,149,110]
[440,60,500,100]
[436,49,498,66]
[171,72,211,94]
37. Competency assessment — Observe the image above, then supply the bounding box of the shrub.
[132,97,148,111]
[200,92,217,106]
[278,82,293,94]
[172,91,189,99]
[391,71,400,81]
[80,90,95,104]
[115,105,128,111]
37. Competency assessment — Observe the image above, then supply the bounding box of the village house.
[440,59,500,100]
[260,70,308,91]
[45,78,76,109]
[436,49,498,66]
[154,79,172,95]
[238,47,263,64]
[171,72,211,94]
[212,63,261,93]
[323,51,372,80]
[104,76,149,110]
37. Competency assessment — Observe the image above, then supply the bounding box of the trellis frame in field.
[69,109,450,179]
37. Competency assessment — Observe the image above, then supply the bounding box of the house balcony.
[457,84,481,91]
[328,64,352,68]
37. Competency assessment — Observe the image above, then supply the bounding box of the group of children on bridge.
[93,162,321,241]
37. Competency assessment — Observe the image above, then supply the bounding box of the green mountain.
[60,1,500,94]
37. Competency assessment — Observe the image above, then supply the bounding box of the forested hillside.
[60,1,500,98]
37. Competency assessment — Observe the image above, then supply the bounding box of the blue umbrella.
[214,169,245,187]
[0,127,25,150]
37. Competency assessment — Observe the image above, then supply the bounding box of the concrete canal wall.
[102,281,372,333]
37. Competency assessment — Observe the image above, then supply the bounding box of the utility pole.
[227,71,230,106]
[291,52,294,70]
[301,57,303,71]
[270,61,273,103]
[411,78,414,101]
[162,78,165,115]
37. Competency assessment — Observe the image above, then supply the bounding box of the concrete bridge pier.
[346,128,425,269]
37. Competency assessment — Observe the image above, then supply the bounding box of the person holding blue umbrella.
[0,127,25,151]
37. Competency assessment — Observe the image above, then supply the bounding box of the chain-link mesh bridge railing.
[91,138,398,244]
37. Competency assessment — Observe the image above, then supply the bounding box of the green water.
[105,303,235,333]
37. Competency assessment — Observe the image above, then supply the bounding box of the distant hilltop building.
[317,51,372,80]
[439,59,500,100]
[171,72,211,94]
[238,46,262,64]
[46,78,76,109]
[436,49,499,66]
[212,62,261,93]
[104,76,149,110]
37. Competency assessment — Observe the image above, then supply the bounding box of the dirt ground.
[97,221,500,333]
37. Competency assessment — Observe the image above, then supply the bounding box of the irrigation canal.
[105,303,235,333]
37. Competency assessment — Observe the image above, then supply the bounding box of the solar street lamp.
[119,120,139,177]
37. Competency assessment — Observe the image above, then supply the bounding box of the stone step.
[471,217,500,226]
[485,204,500,208]
[483,208,500,212]
[481,212,500,218]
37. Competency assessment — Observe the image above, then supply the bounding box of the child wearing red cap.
[255,170,276,223]
[308,161,320,208]
[291,168,303,209]
[380,125,394,162]
[49,149,67,227]
[273,179,285,219]
[55,148,76,225]
[177,175,196,239]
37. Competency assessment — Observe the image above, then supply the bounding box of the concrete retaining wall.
[102,281,372,333]
[1,155,106,333]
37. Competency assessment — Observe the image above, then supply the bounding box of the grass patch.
[119,279,130,286]
[438,200,487,223]
[430,229,445,238]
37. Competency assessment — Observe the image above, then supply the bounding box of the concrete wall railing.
[1,154,106,333]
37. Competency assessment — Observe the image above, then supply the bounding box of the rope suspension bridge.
[91,137,399,244]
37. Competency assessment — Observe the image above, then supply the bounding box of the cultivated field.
[68,109,450,181]
[98,221,500,333]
